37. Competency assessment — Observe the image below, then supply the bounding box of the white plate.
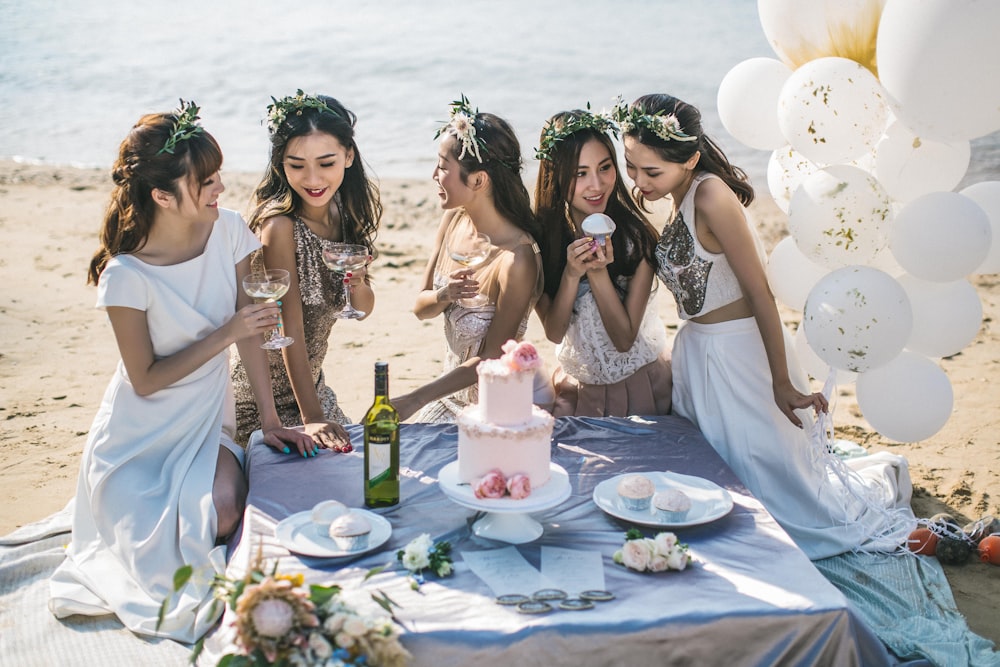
[593,471,734,528]
[274,509,392,558]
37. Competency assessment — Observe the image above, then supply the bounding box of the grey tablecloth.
[208,415,903,667]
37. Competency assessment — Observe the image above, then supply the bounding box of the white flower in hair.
[435,94,486,163]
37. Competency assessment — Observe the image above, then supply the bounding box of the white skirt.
[672,317,915,560]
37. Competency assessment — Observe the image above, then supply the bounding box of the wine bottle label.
[368,441,391,484]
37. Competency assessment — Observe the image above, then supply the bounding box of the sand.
[1,159,997,644]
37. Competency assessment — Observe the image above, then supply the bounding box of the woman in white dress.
[533,109,671,417]
[48,103,312,641]
[392,96,549,422]
[618,94,915,560]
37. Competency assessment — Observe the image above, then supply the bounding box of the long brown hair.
[534,112,658,299]
[626,94,754,207]
[88,112,222,284]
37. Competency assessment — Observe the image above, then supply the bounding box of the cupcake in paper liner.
[581,213,616,246]
[328,511,371,551]
[617,474,655,511]
[653,488,691,522]
[311,499,348,537]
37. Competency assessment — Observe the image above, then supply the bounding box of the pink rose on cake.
[472,469,533,499]
[474,469,508,499]
[501,339,542,372]
[506,473,531,500]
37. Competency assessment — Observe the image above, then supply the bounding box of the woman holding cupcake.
[532,108,671,417]
[393,96,552,422]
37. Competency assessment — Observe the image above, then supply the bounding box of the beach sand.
[1,159,997,645]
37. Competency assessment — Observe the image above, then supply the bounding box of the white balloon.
[803,266,912,373]
[897,275,983,358]
[793,323,857,385]
[873,121,971,204]
[718,58,792,151]
[890,192,992,282]
[767,236,830,311]
[767,145,820,214]
[856,350,954,442]
[959,181,1000,273]
[788,165,893,268]
[877,0,1000,142]
[757,0,884,71]
[777,57,889,165]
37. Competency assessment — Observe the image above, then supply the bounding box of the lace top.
[654,172,764,319]
[231,215,351,443]
[416,214,543,423]
[556,275,667,384]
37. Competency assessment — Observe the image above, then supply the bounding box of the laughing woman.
[49,103,310,640]
[392,96,551,422]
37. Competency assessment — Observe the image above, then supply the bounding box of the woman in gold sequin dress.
[230,93,382,451]
[392,96,551,422]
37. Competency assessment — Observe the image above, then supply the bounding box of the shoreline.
[1,159,997,644]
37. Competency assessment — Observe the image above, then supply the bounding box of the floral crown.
[611,96,698,144]
[157,99,204,155]
[266,89,341,135]
[535,105,618,162]
[435,94,487,163]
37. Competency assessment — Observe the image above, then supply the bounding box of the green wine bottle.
[364,361,400,507]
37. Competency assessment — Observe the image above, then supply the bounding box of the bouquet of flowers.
[613,528,691,573]
[163,549,411,667]
[396,533,453,590]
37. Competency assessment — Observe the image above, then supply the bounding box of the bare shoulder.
[694,177,746,224]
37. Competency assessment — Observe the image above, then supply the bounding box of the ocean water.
[1,0,997,190]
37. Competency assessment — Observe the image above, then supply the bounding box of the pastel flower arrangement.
[474,469,532,500]
[435,94,485,163]
[396,533,454,590]
[161,549,410,666]
[613,528,692,573]
[611,96,698,144]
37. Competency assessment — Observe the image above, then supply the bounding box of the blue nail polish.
[282,446,290,454]
[276,300,282,306]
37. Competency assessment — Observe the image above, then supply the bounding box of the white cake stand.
[438,462,571,544]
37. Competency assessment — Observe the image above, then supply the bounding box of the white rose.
[402,550,428,572]
[648,554,670,572]
[323,611,347,634]
[665,545,689,571]
[335,631,356,649]
[653,532,678,556]
[342,615,368,637]
[308,632,333,659]
[621,539,654,571]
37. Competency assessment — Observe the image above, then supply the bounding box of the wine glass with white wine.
[242,269,294,349]
[447,230,492,308]
[321,243,370,319]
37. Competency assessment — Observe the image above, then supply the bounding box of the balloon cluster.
[717,0,1000,442]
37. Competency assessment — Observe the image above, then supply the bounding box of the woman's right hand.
[565,237,598,279]
[437,268,480,304]
[303,421,353,453]
[229,302,281,342]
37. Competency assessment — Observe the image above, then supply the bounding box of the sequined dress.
[656,173,914,560]
[231,216,351,444]
[416,214,545,423]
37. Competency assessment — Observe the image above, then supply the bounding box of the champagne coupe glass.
[447,230,492,308]
[321,243,370,319]
[242,269,294,349]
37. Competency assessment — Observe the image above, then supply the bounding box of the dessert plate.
[593,471,733,528]
[274,509,391,558]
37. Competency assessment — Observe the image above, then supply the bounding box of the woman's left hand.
[586,236,615,272]
[261,425,317,457]
[345,255,373,287]
[773,382,828,428]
